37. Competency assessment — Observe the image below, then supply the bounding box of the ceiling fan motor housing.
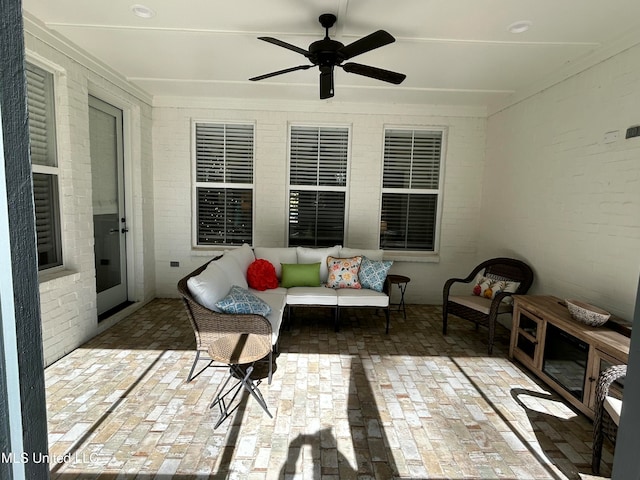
[309,38,345,66]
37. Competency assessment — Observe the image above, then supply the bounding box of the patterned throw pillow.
[326,256,363,289]
[472,274,520,303]
[215,285,272,316]
[359,256,393,292]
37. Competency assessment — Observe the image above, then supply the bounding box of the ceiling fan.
[249,13,406,99]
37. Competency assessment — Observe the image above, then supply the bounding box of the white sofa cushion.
[253,247,297,279]
[224,243,255,274]
[251,291,288,345]
[186,261,231,313]
[286,286,338,306]
[296,245,341,283]
[338,248,384,261]
[213,254,248,289]
[336,288,389,307]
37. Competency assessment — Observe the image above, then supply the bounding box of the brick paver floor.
[45,299,613,479]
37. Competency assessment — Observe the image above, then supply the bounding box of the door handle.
[109,228,119,234]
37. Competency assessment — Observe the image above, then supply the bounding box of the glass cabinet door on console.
[586,349,626,411]
[510,305,545,370]
[542,323,589,402]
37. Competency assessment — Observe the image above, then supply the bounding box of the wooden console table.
[509,295,630,419]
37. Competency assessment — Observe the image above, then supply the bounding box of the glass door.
[89,95,128,317]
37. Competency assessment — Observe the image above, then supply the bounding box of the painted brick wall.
[25,25,156,366]
[152,101,487,304]
[484,45,640,320]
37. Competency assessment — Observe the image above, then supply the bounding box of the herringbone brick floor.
[45,299,613,479]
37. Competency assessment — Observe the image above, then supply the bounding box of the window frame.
[191,120,255,247]
[379,126,447,254]
[25,61,64,272]
[286,123,351,248]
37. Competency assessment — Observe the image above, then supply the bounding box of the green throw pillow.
[280,262,321,288]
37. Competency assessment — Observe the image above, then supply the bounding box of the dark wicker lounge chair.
[442,257,534,354]
[592,364,626,475]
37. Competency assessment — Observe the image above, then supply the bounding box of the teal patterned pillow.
[215,285,272,316]
[359,256,393,292]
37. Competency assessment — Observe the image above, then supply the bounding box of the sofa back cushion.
[253,247,298,279]
[214,254,248,289]
[186,261,231,312]
[296,245,341,283]
[224,243,255,273]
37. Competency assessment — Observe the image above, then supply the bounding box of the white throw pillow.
[186,261,231,312]
[296,245,341,283]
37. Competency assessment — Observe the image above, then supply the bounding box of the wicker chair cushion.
[448,295,513,315]
[604,396,622,424]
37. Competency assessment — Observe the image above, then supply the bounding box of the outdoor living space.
[44,299,611,480]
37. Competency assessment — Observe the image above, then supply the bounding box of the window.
[288,126,349,247]
[380,128,444,251]
[194,122,254,245]
[25,63,62,270]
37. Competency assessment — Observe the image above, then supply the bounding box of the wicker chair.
[442,257,534,354]
[177,261,274,384]
[592,364,626,475]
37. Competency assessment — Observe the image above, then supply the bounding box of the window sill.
[38,267,79,284]
[382,251,440,263]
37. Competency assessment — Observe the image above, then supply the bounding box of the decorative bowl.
[565,299,610,327]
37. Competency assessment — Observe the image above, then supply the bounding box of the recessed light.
[130,4,155,19]
[507,20,532,34]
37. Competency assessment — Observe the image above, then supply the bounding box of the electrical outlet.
[170,261,179,267]
[604,130,619,143]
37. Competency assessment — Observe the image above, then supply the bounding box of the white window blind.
[380,129,444,251]
[194,122,254,245]
[288,126,348,247]
[26,63,62,270]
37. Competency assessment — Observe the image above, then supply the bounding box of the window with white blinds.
[26,63,63,270]
[288,126,349,247]
[194,122,254,245]
[380,128,444,251]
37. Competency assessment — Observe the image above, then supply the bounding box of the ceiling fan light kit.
[249,13,406,99]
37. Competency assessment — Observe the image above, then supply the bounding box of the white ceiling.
[22,0,640,113]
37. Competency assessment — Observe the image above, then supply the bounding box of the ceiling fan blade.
[339,30,395,60]
[319,67,334,99]
[342,62,406,84]
[249,65,312,81]
[257,37,310,57]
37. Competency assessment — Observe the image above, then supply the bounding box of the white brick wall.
[484,44,640,320]
[25,24,156,366]
[153,102,487,304]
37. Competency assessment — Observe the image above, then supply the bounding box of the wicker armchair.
[177,261,274,383]
[442,257,534,354]
[592,364,626,475]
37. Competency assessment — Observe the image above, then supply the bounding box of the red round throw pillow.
[247,259,279,291]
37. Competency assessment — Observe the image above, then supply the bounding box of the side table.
[387,274,410,319]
